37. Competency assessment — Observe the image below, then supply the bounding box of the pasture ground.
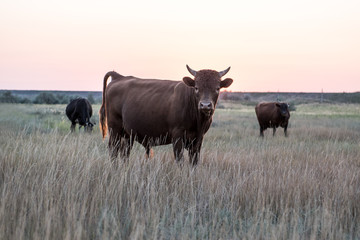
[0,103,359,239]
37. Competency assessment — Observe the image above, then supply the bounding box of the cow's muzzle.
[84,122,94,132]
[199,101,214,116]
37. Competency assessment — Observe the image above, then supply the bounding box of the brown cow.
[255,102,290,137]
[99,65,233,165]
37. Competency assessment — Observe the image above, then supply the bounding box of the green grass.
[0,103,359,239]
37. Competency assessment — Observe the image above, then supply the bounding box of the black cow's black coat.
[66,98,94,132]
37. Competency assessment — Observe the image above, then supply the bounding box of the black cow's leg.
[284,124,288,137]
[273,127,276,136]
[70,122,76,132]
[172,139,184,162]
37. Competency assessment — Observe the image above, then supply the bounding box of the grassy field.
[0,103,359,239]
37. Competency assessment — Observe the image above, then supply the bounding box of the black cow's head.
[183,65,233,116]
[276,103,290,118]
[84,120,96,132]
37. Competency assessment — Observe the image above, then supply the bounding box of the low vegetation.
[0,103,359,239]
[0,90,101,104]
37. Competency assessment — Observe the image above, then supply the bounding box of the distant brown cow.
[255,102,290,137]
[99,65,233,165]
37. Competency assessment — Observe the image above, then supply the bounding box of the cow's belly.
[121,109,172,145]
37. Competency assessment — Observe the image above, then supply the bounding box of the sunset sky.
[1,0,359,92]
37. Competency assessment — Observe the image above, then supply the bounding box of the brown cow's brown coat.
[255,102,290,137]
[99,66,233,165]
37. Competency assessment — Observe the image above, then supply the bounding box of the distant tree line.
[0,91,99,104]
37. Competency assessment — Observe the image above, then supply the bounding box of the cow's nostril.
[200,102,212,109]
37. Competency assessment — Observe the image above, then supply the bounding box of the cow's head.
[84,120,96,132]
[183,65,233,116]
[276,103,290,118]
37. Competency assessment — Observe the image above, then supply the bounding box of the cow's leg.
[172,139,184,162]
[119,136,133,159]
[284,124,288,137]
[259,126,264,137]
[273,127,276,136]
[108,130,122,161]
[145,147,154,159]
[70,122,76,132]
[188,137,203,166]
[189,144,201,166]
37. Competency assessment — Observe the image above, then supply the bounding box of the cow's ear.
[220,78,233,88]
[276,103,281,107]
[183,77,195,87]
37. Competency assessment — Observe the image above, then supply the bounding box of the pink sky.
[1,0,359,92]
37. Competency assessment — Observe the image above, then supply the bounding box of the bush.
[55,94,70,104]
[0,91,20,103]
[33,92,59,104]
[87,94,95,104]
[288,102,296,112]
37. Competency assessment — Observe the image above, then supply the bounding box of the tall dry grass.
[0,103,359,239]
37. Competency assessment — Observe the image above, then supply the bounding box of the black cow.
[66,98,95,132]
[99,65,233,165]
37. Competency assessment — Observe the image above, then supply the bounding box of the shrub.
[33,92,59,104]
[288,102,296,111]
[0,91,20,103]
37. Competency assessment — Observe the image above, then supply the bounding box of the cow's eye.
[195,87,199,93]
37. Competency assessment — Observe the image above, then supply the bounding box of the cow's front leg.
[70,122,76,132]
[273,127,276,136]
[172,139,184,162]
[189,147,200,166]
[188,138,203,166]
[259,125,264,137]
[284,124,288,137]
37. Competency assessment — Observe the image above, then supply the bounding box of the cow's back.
[66,98,92,122]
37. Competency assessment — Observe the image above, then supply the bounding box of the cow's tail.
[100,71,124,138]
[99,72,114,138]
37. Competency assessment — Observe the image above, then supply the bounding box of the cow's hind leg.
[119,135,133,159]
[172,139,184,162]
[145,147,154,159]
[108,129,122,161]
[108,127,132,161]
[273,127,276,136]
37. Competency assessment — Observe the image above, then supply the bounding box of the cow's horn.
[219,67,231,77]
[186,65,197,77]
